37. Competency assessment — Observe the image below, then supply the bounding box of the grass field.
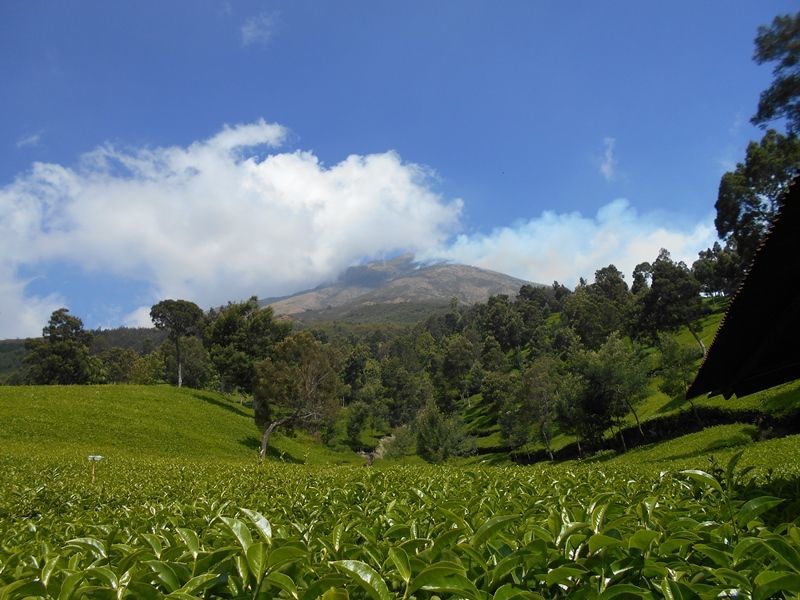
[0,385,359,465]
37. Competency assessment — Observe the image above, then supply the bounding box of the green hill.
[0,385,359,465]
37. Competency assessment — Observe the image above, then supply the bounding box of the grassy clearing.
[0,385,359,465]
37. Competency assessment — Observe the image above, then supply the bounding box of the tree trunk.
[617,427,628,452]
[541,429,554,461]
[688,396,704,427]
[624,398,644,438]
[687,324,707,358]
[176,337,183,388]
[259,416,293,460]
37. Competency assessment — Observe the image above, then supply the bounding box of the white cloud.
[241,12,275,46]
[0,119,463,336]
[0,265,63,339]
[425,199,716,288]
[16,132,42,148]
[599,137,617,182]
[123,306,154,329]
[0,118,718,338]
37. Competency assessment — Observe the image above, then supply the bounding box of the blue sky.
[0,1,795,337]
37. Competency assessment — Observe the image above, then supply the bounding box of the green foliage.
[692,241,742,297]
[0,340,27,381]
[381,426,415,459]
[438,333,477,411]
[23,308,99,385]
[380,358,432,426]
[150,299,205,388]
[161,336,215,389]
[96,346,139,383]
[204,298,290,394]
[752,12,800,135]
[128,351,166,385]
[715,129,800,266]
[560,333,650,451]
[346,401,370,445]
[635,250,706,354]
[90,327,167,355]
[414,400,475,463]
[658,334,702,399]
[483,295,523,351]
[252,332,344,457]
[3,437,800,598]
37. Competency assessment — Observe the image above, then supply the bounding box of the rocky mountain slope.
[266,254,538,321]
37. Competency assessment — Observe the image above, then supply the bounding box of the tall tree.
[715,130,800,266]
[636,250,707,356]
[381,358,432,426]
[150,299,204,388]
[161,336,213,389]
[691,242,742,297]
[252,332,343,458]
[438,333,477,411]
[752,12,800,135]
[23,308,97,384]
[714,13,800,268]
[204,298,290,394]
[594,333,650,440]
[500,355,561,458]
[483,295,523,351]
[563,269,628,350]
[562,333,649,452]
[658,334,703,423]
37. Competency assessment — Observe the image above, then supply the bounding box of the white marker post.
[87,454,104,483]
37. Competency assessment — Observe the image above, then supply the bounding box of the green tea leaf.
[65,537,107,559]
[388,546,411,583]
[407,565,480,600]
[492,583,545,600]
[240,508,273,543]
[736,496,784,526]
[0,580,46,600]
[588,533,622,553]
[754,571,800,600]
[174,573,219,595]
[471,515,519,547]
[264,571,299,599]
[268,544,307,569]
[302,576,349,600]
[146,560,181,593]
[628,529,660,551]
[175,528,200,558]
[331,560,391,600]
[246,541,270,584]
[600,583,655,598]
[220,517,253,552]
[680,470,723,494]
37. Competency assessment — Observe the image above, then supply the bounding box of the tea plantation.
[3,386,800,599]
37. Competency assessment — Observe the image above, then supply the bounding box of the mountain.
[266,254,539,323]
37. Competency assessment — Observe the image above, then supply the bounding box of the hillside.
[267,254,537,322]
[0,385,359,464]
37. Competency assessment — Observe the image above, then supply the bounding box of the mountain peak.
[267,256,539,322]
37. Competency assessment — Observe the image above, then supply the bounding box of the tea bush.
[3,443,800,599]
